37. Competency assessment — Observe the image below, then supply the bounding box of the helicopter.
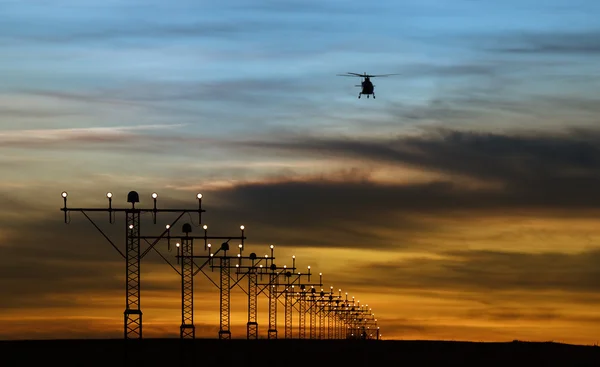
[337,72,399,99]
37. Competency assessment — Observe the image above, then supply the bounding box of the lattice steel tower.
[219,243,232,339]
[281,263,316,339]
[184,232,273,340]
[254,245,295,340]
[309,287,317,339]
[266,266,277,339]
[283,256,299,339]
[246,254,258,339]
[125,196,142,339]
[137,222,247,340]
[298,286,307,339]
[289,266,322,339]
[60,190,204,339]
[233,250,276,339]
[179,223,195,338]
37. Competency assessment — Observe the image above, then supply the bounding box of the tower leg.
[247,269,258,339]
[299,292,306,339]
[267,273,278,339]
[327,304,333,339]
[309,296,316,340]
[218,257,231,339]
[284,288,293,339]
[319,301,325,340]
[180,238,195,339]
[334,310,338,339]
[124,210,142,339]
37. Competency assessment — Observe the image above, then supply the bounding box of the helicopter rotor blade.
[368,73,400,77]
[338,72,400,78]
[337,72,364,77]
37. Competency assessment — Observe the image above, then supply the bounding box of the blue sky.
[1,0,598,138]
[1,0,597,170]
[2,0,600,341]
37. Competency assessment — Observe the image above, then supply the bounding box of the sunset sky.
[1,0,600,344]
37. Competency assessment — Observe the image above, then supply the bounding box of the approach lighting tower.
[138,222,247,339]
[234,251,276,339]
[60,190,205,339]
[291,268,323,339]
[278,261,322,339]
[254,245,296,340]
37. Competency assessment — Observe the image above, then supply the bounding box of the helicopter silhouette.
[337,72,399,99]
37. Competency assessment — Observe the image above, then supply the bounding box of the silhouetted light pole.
[60,190,204,339]
[142,222,248,339]
[59,191,383,342]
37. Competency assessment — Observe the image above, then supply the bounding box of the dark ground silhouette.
[1,339,599,366]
